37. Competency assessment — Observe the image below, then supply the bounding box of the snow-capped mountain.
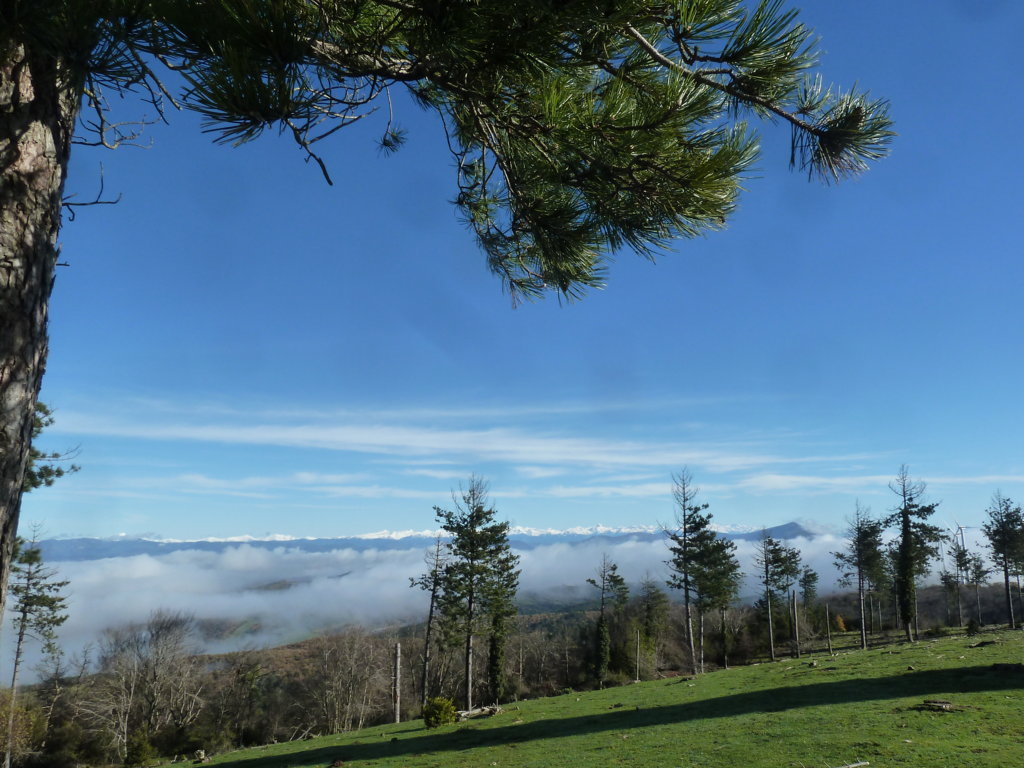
[37,521,818,563]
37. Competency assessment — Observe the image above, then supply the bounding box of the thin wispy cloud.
[737,474,896,493]
[66,394,755,424]
[305,484,444,500]
[542,482,671,499]
[56,409,868,475]
[403,468,474,480]
[926,475,1024,487]
[43,397,1006,541]
[515,465,567,479]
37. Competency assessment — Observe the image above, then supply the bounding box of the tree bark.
[697,610,704,674]
[392,642,401,724]
[719,609,728,669]
[1015,573,1023,628]
[464,590,474,711]
[824,603,833,655]
[1001,562,1015,628]
[857,574,867,650]
[791,591,800,659]
[684,599,696,675]
[0,41,79,615]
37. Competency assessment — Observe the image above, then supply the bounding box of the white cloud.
[515,466,567,479]
[403,468,474,480]
[9,527,874,683]
[55,403,880,478]
[541,482,671,498]
[926,475,1024,487]
[737,474,895,493]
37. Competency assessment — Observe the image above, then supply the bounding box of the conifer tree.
[4,530,68,768]
[833,502,884,649]
[982,492,1024,629]
[435,476,519,710]
[691,535,741,672]
[0,1,893,614]
[886,466,942,642]
[966,552,991,627]
[755,533,799,661]
[586,554,628,687]
[665,469,714,675]
[636,577,670,670]
[944,532,972,628]
[484,543,519,705]
[409,535,448,706]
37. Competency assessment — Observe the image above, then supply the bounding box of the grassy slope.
[192,630,1024,768]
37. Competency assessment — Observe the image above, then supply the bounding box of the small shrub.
[422,697,457,728]
[834,614,847,632]
[124,731,156,767]
[966,618,981,636]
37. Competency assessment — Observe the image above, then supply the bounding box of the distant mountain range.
[38,521,823,562]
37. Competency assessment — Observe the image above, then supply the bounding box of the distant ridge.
[38,521,820,563]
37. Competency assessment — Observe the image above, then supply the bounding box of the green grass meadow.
[190,630,1024,768]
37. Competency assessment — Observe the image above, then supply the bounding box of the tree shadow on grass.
[212,665,1023,767]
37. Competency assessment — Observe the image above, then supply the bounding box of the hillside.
[184,629,1024,768]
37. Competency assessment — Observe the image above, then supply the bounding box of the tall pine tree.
[832,501,885,649]
[691,535,741,672]
[982,492,1024,629]
[409,535,448,706]
[886,466,942,642]
[435,477,519,710]
[755,533,799,661]
[665,469,732,675]
[586,554,628,687]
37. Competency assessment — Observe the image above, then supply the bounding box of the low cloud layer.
[4,531,854,681]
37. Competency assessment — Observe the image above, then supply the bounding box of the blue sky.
[23,1,1024,540]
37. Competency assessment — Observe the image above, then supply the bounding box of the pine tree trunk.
[857,574,867,650]
[825,604,833,655]
[893,582,900,632]
[792,591,800,658]
[719,609,728,669]
[0,42,79,615]
[912,587,920,641]
[1011,573,1019,626]
[697,610,704,674]
[765,588,775,661]
[464,591,474,711]
[1002,562,1014,628]
[392,642,401,724]
[421,581,437,706]
[683,593,696,675]
[955,574,963,628]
